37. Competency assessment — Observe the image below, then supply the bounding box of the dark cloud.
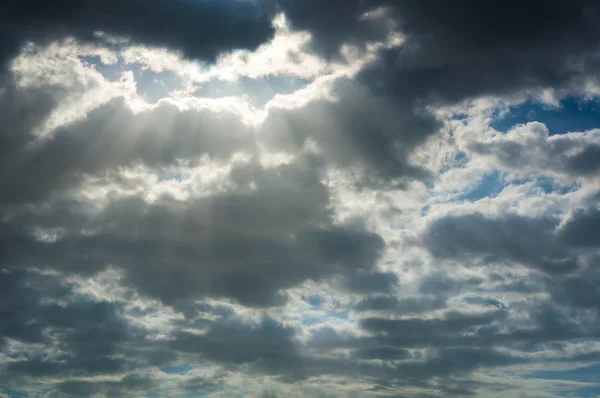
[0,269,70,346]
[360,310,506,348]
[424,212,579,273]
[351,273,485,315]
[558,208,600,247]
[4,269,599,396]
[419,272,484,295]
[0,156,384,307]
[298,310,539,395]
[268,0,391,58]
[354,295,447,314]
[278,0,600,99]
[342,269,399,294]
[265,0,600,182]
[0,270,171,385]
[258,0,600,182]
[171,317,301,375]
[565,144,600,175]
[57,375,158,398]
[4,297,134,378]
[307,303,600,386]
[1,0,274,69]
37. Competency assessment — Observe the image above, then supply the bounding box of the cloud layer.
[2,1,600,397]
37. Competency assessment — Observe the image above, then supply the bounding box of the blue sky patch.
[440,152,468,174]
[302,294,326,307]
[491,97,600,135]
[509,176,579,196]
[80,56,184,102]
[80,55,124,81]
[301,310,348,326]
[457,171,504,201]
[158,171,187,183]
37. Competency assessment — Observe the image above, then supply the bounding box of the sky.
[1,1,600,397]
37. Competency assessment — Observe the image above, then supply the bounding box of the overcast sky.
[2,1,600,397]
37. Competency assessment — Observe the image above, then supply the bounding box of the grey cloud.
[0,93,255,204]
[278,0,600,99]
[0,269,70,346]
[547,251,600,313]
[360,310,506,348]
[351,272,484,315]
[0,270,184,396]
[419,272,484,295]
[558,208,600,247]
[308,302,600,385]
[394,347,524,379]
[0,157,385,307]
[308,310,505,356]
[171,317,301,375]
[262,78,437,183]
[555,274,600,311]
[565,144,600,175]
[4,298,133,378]
[6,275,595,397]
[354,295,447,314]
[4,1,600,395]
[342,270,399,294]
[1,0,273,69]
[299,311,536,396]
[267,0,390,59]
[263,0,600,182]
[354,346,412,361]
[424,212,578,273]
[266,0,600,183]
[0,270,168,383]
[57,375,158,398]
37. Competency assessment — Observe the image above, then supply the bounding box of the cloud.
[466,122,600,177]
[341,269,399,294]
[0,0,274,69]
[424,212,581,273]
[558,207,600,247]
[0,269,69,346]
[0,155,385,307]
[0,96,256,204]
[262,78,438,183]
[277,0,600,96]
[3,1,600,397]
[260,0,600,183]
[57,374,158,398]
[171,316,301,376]
[0,270,174,388]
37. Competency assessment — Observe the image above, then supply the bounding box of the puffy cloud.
[466,122,600,177]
